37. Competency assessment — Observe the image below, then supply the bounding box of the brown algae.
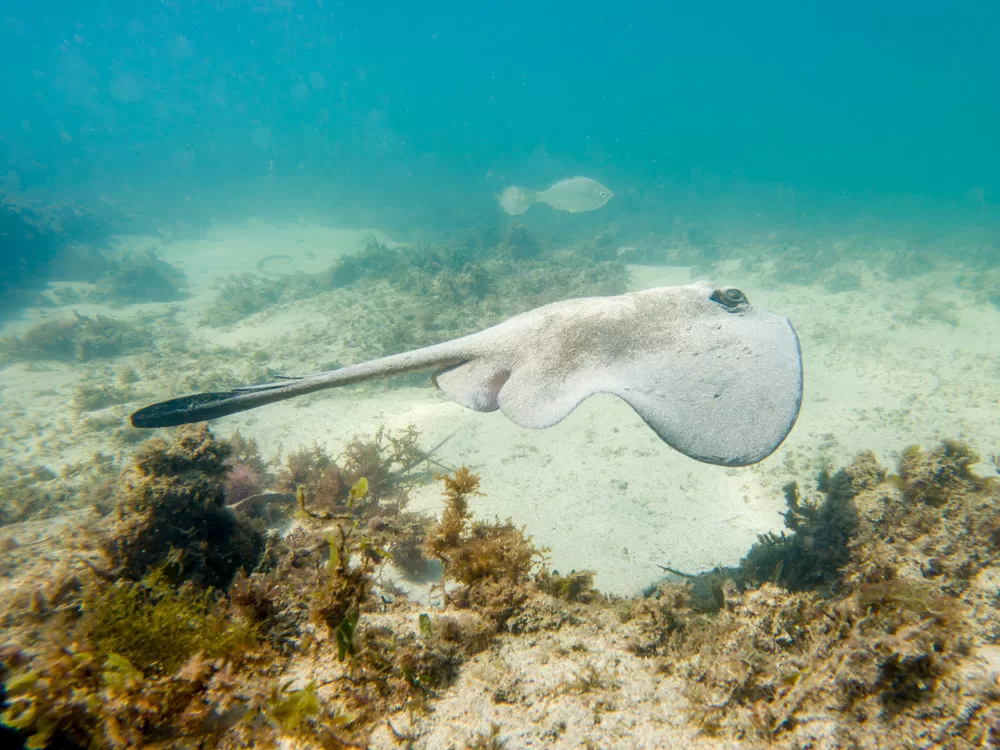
[0,435,998,748]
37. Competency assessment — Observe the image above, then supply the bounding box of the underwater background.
[3,1,998,266]
[2,1,1000,748]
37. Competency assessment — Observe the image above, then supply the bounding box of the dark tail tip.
[130,391,254,428]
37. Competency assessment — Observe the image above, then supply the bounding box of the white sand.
[3,220,999,599]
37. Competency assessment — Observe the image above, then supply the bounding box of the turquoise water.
[2,1,997,244]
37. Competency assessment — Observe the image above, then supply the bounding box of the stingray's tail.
[130,380,305,428]
[132,338,472,428]
[497,185,537,215]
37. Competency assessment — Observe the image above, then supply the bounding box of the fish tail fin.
[497,185,536,215]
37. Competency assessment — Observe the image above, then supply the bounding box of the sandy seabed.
[2,219,999,747]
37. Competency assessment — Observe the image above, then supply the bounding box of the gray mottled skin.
[131,281,803,466]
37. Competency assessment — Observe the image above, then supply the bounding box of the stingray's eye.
[710,287,748,311]
[600,191,608,197]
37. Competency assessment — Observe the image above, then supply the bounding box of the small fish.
[497,176,613,215]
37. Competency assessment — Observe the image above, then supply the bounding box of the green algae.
[83,569,256,676]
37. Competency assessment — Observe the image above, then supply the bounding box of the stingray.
[130,282,803,466]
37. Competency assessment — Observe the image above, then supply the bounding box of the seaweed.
[226,430,274,482]
[896,439,986,506]
[266,680,323,732]
[240,472,499,731]
[276,443,340,498]
[0,452,119,528]
[0,192,114,311]
[958,265,1000,311]
[10,341,995,750]
[663,451,881,604]
[338,608,495,721]
[105,424,266,589]
[202,272,288,325]
[443,263,493,302]
[883,247,937,279]
[425,467,543,626]
[626,442,1000,746]
[223,430,275,504]
[495,223,540,261]
[0,312,147,364]
[261,681,359,744]
[1,432,497,748]
[377,511,435,577]
[574,228,620,263]
[223,462,265,505]
[88,248,187,305]
[536,569,600,603]
[1,638,266,749]
[308,511,376,636]
[683,225,721,263]
[0,434,289,748]
[736,461,864,593]
[82,568,256,676]
[202,226,627,337]
[339,423,428,504]
[71,383,131,413]
[277,425,440,566]
[325,234,404,287]
[0,469,71,528]
[0,554,266,749]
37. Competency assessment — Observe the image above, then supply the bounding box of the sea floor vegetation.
[87,248,188,306]
[203,228,628,338]
[0,427,997,748]
[626,440,1000,747]
[0,312,150,365]
[1,220,999,746]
